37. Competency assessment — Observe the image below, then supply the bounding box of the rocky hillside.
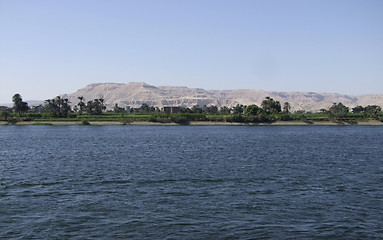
[61,82,383,112]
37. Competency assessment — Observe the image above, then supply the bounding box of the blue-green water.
[1,126,382,239]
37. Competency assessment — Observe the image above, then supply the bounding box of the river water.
[1,126,382,239]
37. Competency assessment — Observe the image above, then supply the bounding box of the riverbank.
[1,120,383,126]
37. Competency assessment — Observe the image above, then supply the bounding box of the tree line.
[1,93,382,123]
[3,94,107,118]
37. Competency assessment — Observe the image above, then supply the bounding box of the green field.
[2,111,382,125]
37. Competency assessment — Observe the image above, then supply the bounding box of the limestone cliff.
[61,82,383,112]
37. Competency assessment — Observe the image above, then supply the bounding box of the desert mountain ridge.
[60,82,383,112]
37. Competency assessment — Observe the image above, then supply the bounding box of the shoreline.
[1,120,383,126]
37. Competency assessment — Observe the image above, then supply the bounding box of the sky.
[0,0,382,103]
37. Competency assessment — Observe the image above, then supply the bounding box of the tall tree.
[114,103,125,113]
[205,105,218,114]
[77,96,85,114]
[283,102,291,113]
[86,100,94,114]
[244,104,260,116]
[233,104,245,114]
[261,97,281,114]
[86,99,106,115]
[329,102,349,118]
[220,106,231,114]
[44,96,71,117]
[364,105,381,118]
[191,105,203,113]
[140,103,152,112]
[12,93,29,116]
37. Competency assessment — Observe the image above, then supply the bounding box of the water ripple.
[0,126,382,239]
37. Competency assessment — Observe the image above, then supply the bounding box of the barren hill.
[61,82,383,112]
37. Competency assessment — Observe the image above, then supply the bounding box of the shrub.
[156,118,172,123]
[149,116,158,122]
[226,114,245,123]
[8,119,18,125]
[67,113,77,118]
[173,116,190,125]
[280,114,293,121]
[303,119,314,125]
[27,113,42,118]
[81,120,90,125]
[120,119,131,125]
[22,117,33,121]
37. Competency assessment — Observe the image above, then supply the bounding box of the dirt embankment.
[2,120,383,126]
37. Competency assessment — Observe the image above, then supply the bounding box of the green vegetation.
[1,109,382,125]
[1,94,382,125]
[12,94,29,116]
[80,120,91,125]
[45,96,71,117]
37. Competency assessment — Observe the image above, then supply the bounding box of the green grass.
[1,111,382,124]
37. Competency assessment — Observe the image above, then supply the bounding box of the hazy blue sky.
[1,0,382,103]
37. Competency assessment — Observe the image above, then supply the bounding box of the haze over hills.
[59,82,383,113]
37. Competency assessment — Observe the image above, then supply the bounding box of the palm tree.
[77,96,85,114]
[283,102,291,113]
[99,98,106,112]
